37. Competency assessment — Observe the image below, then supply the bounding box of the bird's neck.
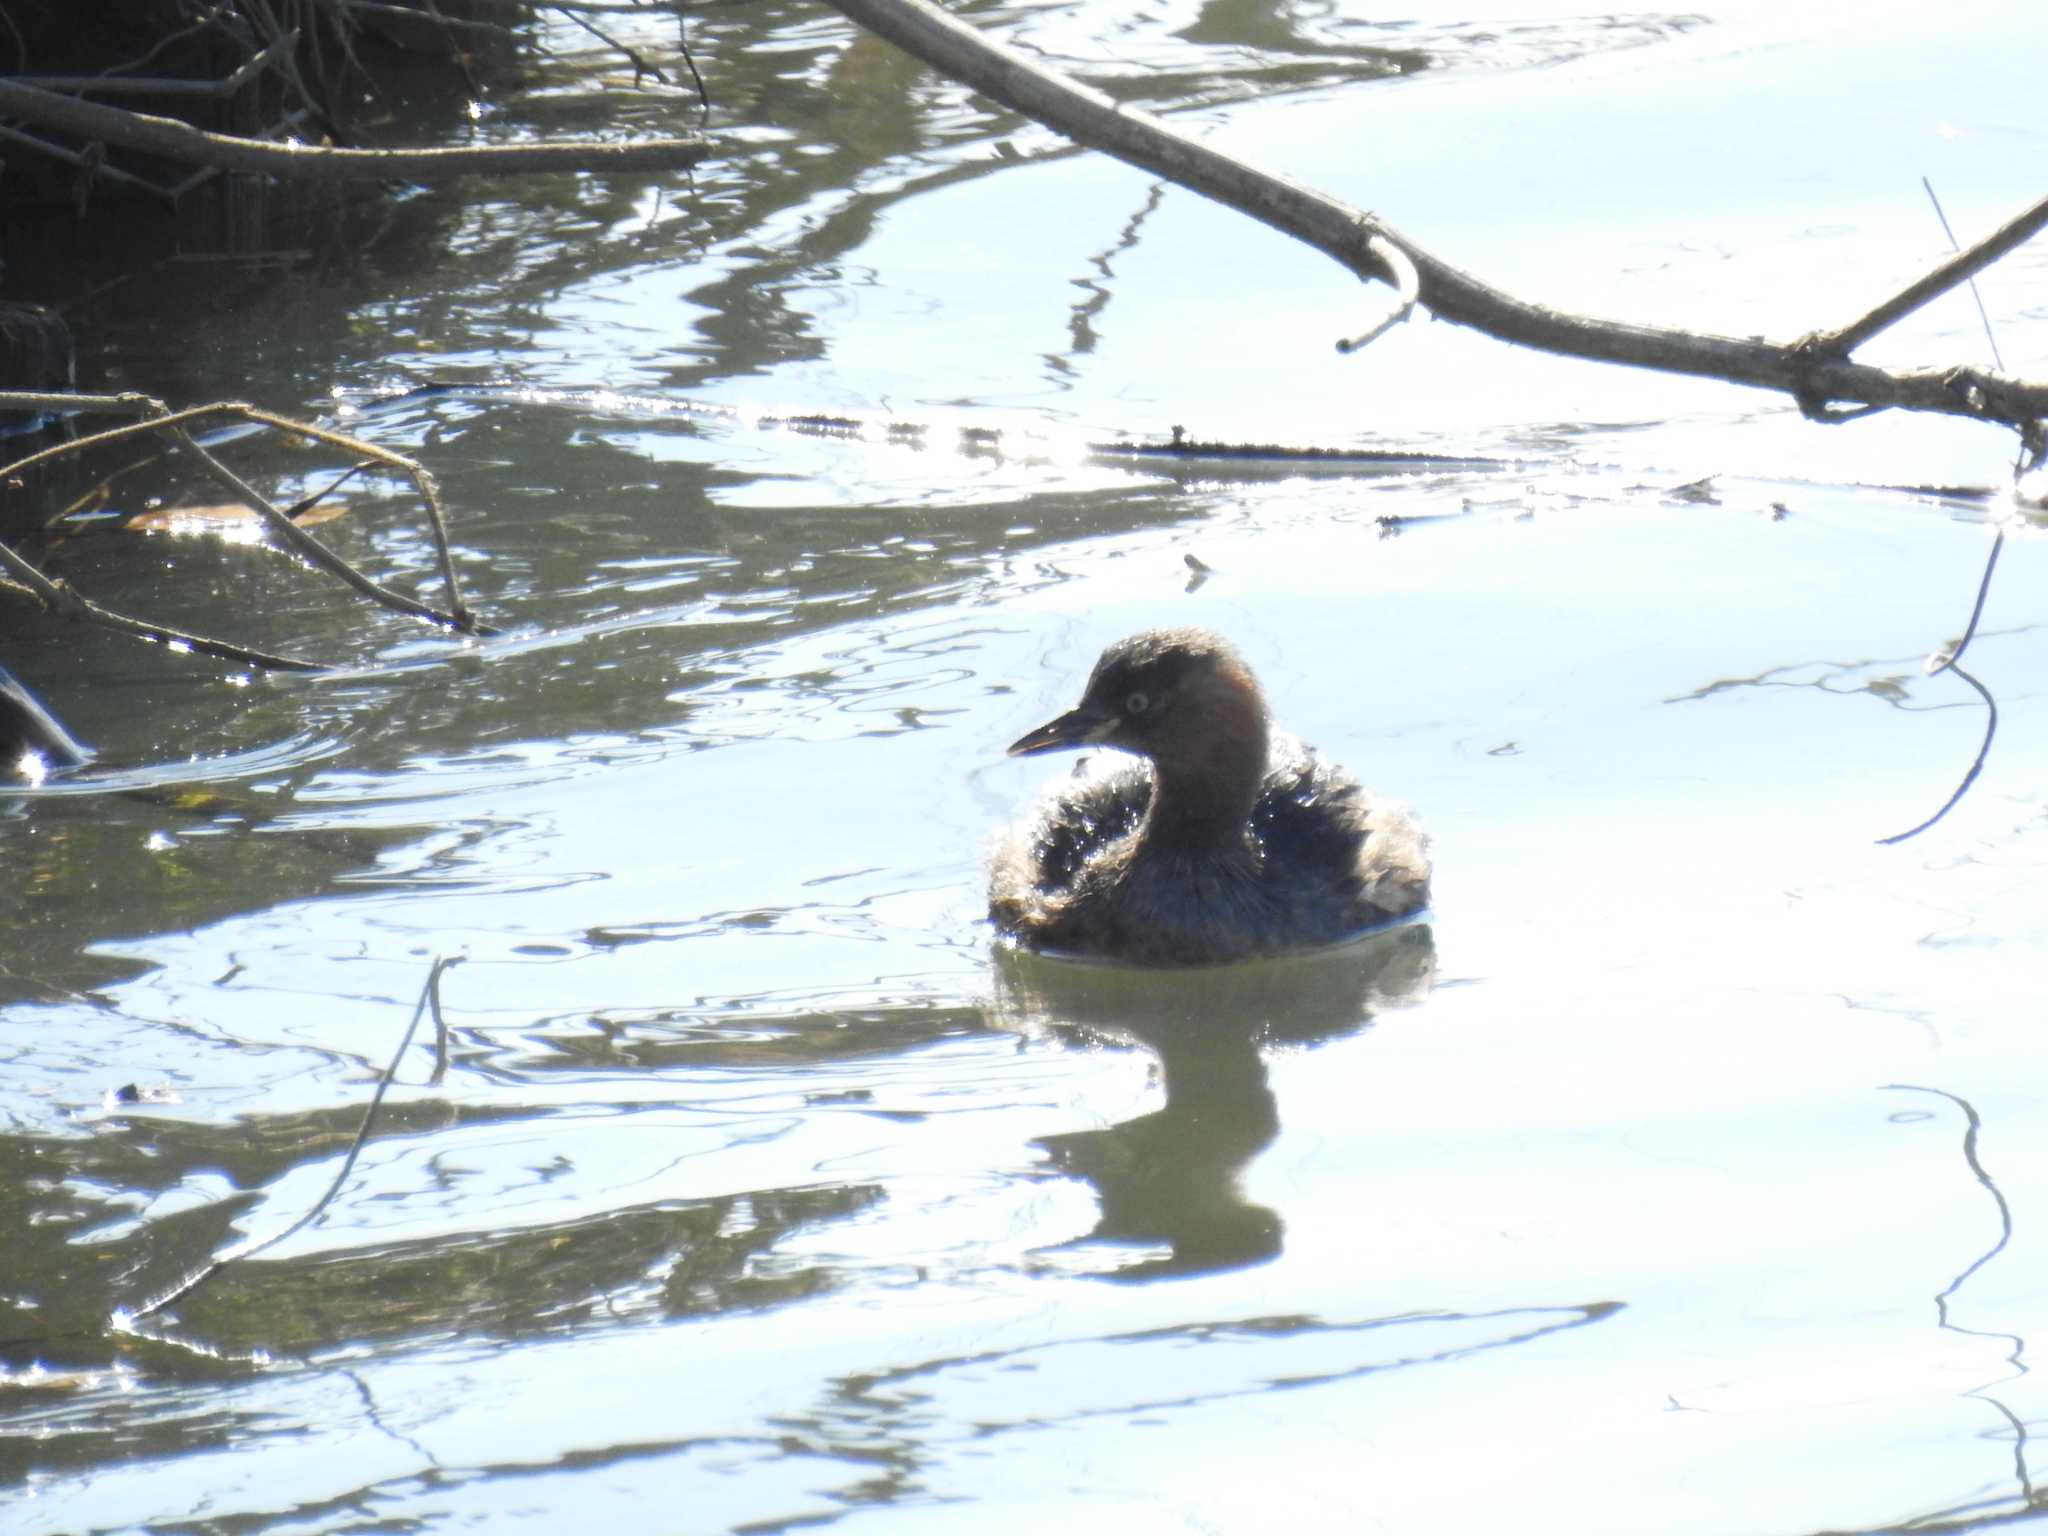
[1143,713,1269,854]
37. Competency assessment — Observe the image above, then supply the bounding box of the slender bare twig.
[427,956,457,1088]
[555,6,670,85]
[116,957,459,1331]
[1929,529,2007,676]
[0,563,328,671]
[13,30,296,98]
[816,0,2048,434]
[92,1,243,83]
[672,0,711,124]
[5,400,290,480]
[1920,179,2008,375]
[331,0,521,41]
[1874,512,2008,847]
[283,460,374,522]
[409,465,473,631]
[169,425,471,631]
[1817,192,2048,360]
[0,4,26,72]
[1877,662,1998,847]
[0,77,713,180]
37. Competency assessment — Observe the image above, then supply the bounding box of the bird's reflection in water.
[992,921,1435,1281]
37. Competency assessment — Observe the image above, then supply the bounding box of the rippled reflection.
[995,923,1433,1278]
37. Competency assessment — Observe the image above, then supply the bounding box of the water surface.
[5,3,2047,1531]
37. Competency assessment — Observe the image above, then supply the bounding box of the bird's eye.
[1125,690,1150,715]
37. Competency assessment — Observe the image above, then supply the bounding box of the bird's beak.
[1007,703,1116,757]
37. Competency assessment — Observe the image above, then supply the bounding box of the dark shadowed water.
[5,2,2047,1531]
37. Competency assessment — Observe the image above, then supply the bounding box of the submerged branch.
[1876,662,1997,846]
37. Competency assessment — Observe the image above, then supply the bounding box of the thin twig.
[1878,514,2008,844]
[1820,190,2048,360]
[96,1,243,84]
[407,464,474,631]
[427,956,458,1088]
[283,460,374,522]
[0,389,165,416]
[7,400,250,484]
[0,564,329,672]
[116,958,457,1330]
[556,6,670,85]
[1876,662,1997,846]
[674,0,711,124]
[334,0,521,41]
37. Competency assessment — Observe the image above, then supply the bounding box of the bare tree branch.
[816,0,2048,435]
[0,563,328,672]
[0,77,712,180]
[167,424,468,632]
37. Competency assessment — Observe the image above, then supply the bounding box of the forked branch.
[1,390,490,672]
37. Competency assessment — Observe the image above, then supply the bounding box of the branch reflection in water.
[991,921,1434,1281]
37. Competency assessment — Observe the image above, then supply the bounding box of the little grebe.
[990,627,1430,965]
